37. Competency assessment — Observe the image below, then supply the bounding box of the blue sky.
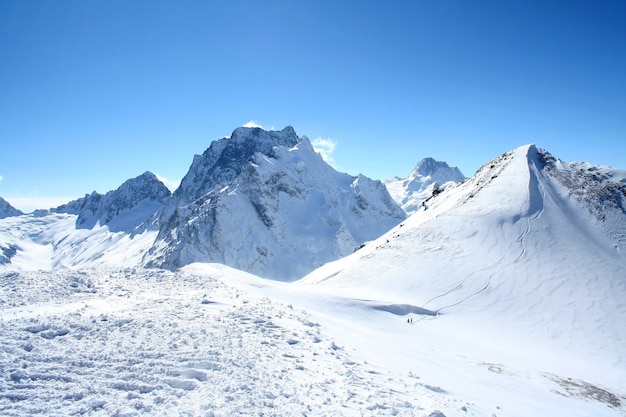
[1,0,625,212]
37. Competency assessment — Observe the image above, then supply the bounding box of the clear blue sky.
[1,0,625,212]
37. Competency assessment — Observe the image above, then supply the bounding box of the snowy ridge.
[0,196,23,219]
[0,171,170,271]
[147,126,405,280]
[1,142,625,416]
[384,157,465,214]
[0,127,404,279]
[53,171,171,232]
[299,144,626,406]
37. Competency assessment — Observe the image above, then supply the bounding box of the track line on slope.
[422,160,547,315]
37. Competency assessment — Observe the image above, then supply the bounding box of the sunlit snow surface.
[0,264,623,416]
[1,144,625,416]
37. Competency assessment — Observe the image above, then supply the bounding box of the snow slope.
[1,144,625,416]
[1,263,623,417]
[0,213,158,271]
[384,158,465,214]
[298,144,626,410]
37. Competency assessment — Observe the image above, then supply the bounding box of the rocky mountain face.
[384,157,465,214]
[145,126,406,280]
[0,197,23,219]
[539,150,626,246]
[53,171,171,232]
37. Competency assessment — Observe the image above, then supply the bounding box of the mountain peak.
[228,125,299,148]
[174,126,303,204]
[54,171,171,232]
[410,157,463,179]
[0,196,23,219]
[149,126,405,280]
[384,157,465,214]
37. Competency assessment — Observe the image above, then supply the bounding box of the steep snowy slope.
[146,126,405,280]
[300,145,626,397]
[0,196,23,218]
[1,144,625,416]
[384,157,465,214]
[0,213,158,271]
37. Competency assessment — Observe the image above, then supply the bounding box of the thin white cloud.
[0,175,3,183]
[311,137,338,165]
[242,120,263,128]
[155,174,181,193]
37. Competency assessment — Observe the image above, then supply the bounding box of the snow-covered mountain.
[299,144,626,408]
[145,126,406,280]
[53,171,171,232]
[0,126,404,280]
[0,196,23,219]
[0,171,170,271]
[1,143,625,416]
[384,157,465,214]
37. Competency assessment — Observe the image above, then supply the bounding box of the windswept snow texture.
[147,126,405,280]
[0,196,23,219]
[384,157,465,214]
[0,266,468,417]
[1,263,624,417]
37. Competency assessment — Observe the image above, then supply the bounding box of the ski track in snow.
[422,156,547,314]
[0,269,459,417]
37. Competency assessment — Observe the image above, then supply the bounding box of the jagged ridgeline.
[0,126,406,279]
[144,126,406,280]
[0,196,23,219]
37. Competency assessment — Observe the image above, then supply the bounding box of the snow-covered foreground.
[1,144,624,416]
[1,264,623,416]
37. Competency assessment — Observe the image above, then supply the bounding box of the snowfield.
[1,264,623,416]
[1,143,625,416]
[0,266,471,417]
